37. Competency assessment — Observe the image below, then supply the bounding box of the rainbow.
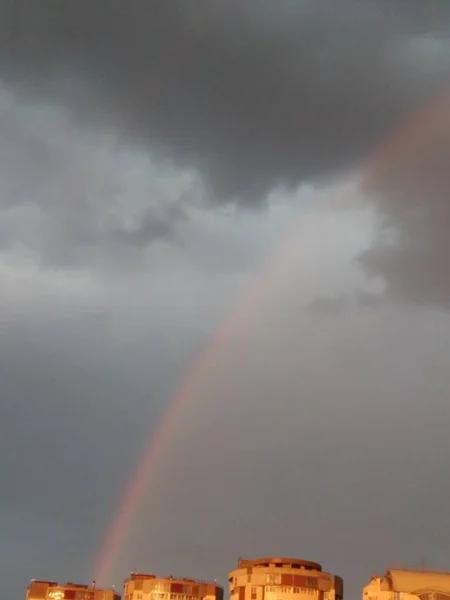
[93,204,307,583]
[93,9,450,586]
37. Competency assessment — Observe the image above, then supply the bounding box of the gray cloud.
[0,90,199,269]
[306,290,383,318]
[359,89,450,307]
[2,0,450,309]
[111,203,188,248]
[1,1,450,203]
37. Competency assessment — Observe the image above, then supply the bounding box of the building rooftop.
[237,558,322,571]
[27,579,117,593]
[384,569,450,594]
[126,573,223,589]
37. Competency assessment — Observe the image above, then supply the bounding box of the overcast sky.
[2,2,450,600]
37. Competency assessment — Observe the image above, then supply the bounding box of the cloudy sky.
[2,2,450,599]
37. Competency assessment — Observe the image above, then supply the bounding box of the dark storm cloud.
[1,0,450,203]
[360,91,450,307]
[2,0,450,305]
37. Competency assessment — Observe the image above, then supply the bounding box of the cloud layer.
[1,1,450,306]
[2,4,450,600]
[361,89,450,306]
[1,0,449,203]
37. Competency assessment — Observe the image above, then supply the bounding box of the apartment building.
[123,573,223,600]
[363,568,450,600]
[26,580,120,600]
[228,557,343,600]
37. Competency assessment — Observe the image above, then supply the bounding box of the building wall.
[228,558,343,600]
[123,574,223,600]
[26,581,120,600]
[362,571,450,600]
[362,577,414,600]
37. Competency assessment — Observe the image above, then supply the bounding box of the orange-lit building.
[228,558,343,600]
[123,573,223,600]
[26,580,120,600]
[363,568,450,600]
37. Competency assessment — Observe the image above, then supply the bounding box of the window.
[294,590,300,594]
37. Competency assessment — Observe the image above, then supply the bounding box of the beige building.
[26,580,120,600]
[363,568,450,600]
[228,557,343,600]
[123,573,223,600]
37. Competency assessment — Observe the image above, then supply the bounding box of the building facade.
[26,581,120,600]
[363,568,450,600]
[228,558,343,600]
[123,573,223,600]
